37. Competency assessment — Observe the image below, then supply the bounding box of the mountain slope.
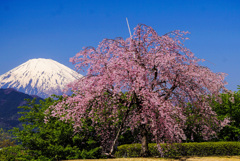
[0,58,82,98]
[0,88,43,130]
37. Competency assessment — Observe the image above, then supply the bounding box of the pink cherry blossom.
[50,24,227,155]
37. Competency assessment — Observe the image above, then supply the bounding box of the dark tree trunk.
[140,124,150,157]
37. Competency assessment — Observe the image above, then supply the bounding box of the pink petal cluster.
[50,24,227,151]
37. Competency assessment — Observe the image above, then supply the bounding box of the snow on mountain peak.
[0,58,83,98]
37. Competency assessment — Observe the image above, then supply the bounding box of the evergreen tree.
[12,96,101,160]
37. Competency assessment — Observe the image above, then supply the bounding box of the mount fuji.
[0,58,82,98]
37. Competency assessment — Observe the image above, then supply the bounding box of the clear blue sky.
[0,0,239,91]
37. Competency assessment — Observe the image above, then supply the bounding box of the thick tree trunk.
[140,124,150,157]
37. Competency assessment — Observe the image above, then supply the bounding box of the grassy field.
[66,156,240,161]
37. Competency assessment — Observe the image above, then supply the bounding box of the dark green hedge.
[115,142,240,158]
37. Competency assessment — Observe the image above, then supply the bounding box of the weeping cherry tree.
[50,24,227,157]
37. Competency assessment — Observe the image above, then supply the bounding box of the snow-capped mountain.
[0,58,82,98]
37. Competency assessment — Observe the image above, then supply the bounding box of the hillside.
[0,88,43,130]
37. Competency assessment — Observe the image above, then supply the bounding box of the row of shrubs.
[0,145,103,161]
[1,142,240,160]
[115,142,240,158]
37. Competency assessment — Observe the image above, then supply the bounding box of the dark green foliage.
[118,130,136,145]
[115,142,240,158]
[0,145,103,161]
[182,101,222,142]
[116,144,142,157]
[182,103,205,142]
[211,88,240,141]
[0,145,48,161]
[10,96,102,160]
[0,128,15,148]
